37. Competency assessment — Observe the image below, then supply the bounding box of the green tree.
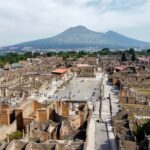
[100,48,110,55]
[147,49,150,53]
[62,55,69,67]
[78,51,86,57]
[131,50,136,61]
[128,48,135,54]
[24,52,33,58]
[0,62,4,68]
[33,52,40,58]
[121,52,127,61]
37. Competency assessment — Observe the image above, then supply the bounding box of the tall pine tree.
[121,52,127,61]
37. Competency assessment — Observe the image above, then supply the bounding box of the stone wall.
[23,117,34,132]
[32,101,43,113]
[112,78,120,86]
[0,109,10,125]
[0,88,30,99]
[120,89,126,97]
[35,109,47,122]
[18,100,33,117]
[0,120,16,140]
[49,101,69,117]
[120,96,148,105]
[59,102,69,117]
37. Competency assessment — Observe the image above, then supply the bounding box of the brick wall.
[59,102,69,117]
[112,78,119,85]
[120,89,126,97]
[0,109,10,125]
[35,109,47,122]
[32,101,43,113]
[50,101,69,117]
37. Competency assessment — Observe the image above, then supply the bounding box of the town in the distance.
[0,46,150,150]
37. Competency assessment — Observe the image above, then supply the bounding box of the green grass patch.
[5,130,23,142]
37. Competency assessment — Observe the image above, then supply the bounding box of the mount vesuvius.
[3,26,150,50]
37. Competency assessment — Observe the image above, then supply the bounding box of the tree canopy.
[130,49,136,61]
[121,52,127,61]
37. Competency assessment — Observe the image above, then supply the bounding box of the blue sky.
[0,0,150,46]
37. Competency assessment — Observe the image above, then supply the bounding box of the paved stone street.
[86,73,119,150]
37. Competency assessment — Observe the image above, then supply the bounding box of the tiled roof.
[51,68,68,74]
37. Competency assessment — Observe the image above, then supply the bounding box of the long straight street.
[87,73,119,150]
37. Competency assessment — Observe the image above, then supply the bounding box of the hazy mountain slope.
[4,25,150,49]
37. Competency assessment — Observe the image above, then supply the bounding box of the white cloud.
[0,0,150,46]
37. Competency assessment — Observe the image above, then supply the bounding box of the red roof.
[51,68,68,74]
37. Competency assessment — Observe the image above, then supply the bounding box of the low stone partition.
[0,120,16,141]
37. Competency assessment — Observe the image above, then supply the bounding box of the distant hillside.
[3,25,150,50]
